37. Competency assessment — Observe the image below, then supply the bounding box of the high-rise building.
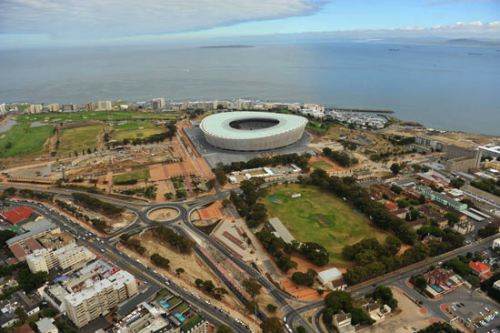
[0,103,6,115]
[28,104,43,114]
[26,243,96,273]
[64,270,138,327]
[151,98,166,110]
[95,100,113,111]
[47,103,60,112]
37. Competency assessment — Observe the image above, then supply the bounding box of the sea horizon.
[1,40,499,135]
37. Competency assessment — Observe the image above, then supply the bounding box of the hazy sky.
[0,0,499,48]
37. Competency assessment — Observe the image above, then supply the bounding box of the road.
[5,182,497,333]
[285,233,500,331]
[7,199,250,333]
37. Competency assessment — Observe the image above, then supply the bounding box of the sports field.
[0,123,54,158]
[111,120,164,141]
[17,110,179,124]
[113,168,150,184]
[311,160,332,171]
[263,184,387,266]
[58,124,103,155]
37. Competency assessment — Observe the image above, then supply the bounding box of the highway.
[6,199,250,333]
[4,182,497,333]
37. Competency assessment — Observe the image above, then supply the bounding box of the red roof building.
[469,261,492,281]
[1,206,34,225]
[385,201,398,212]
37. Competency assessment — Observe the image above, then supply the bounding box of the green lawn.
[0,123,54,158]
[16,111,178,124]
[263,184,387,266]
[113,168,150,184]
[111,120,164,141]
[58,124,103,155]
[311,160,332,171]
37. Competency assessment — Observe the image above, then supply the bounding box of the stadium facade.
[200,111,308,151]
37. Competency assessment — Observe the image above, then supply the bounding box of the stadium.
[199,111,308,151]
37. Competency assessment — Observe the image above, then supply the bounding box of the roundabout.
[146,206,181,222]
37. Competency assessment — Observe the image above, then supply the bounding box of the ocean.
[0,42,499,135]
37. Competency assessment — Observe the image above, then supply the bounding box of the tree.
[291,269,316,287]
[266,304,277,313]
[477,225,498,239]
[246,300,259,315]
[350,307,374,325]
[418,322,461,333]
[17,267,48,292]
[150,253,170,269]
[243,278,262,298]
[260,317,283,333]
[0,230,16,247]
[390,163,401,175]
[296,327,307,333]
[384,236,402,256]
[372,285,398,310]
[216,325,232,333]
[213,165,227,186]
[324,290,353,314]
[175,267,185,275]
[445,212,459,226]
[411,274,427,291]
[450,177,465,189]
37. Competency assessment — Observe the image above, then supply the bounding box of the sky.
[0,0,499,48]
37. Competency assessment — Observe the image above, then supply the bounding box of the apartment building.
[95,100,113,111]
[26,243,95,273]
[64,270,138,327]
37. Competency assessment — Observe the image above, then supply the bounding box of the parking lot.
[443,286,500,332]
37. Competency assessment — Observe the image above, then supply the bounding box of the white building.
[318,267,344,289]
[332,312,355,333]
[47,103,60,112]
[28,104,43,113]
[151,98,166,110]
[64,270,138,327]
[36,317,59,333]
[493,238,500,250]
[26,243,96,273]
[0,103,6,115]
[96,100,113,111]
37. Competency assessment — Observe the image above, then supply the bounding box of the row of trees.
[71,193,124,218]
[221,153,310,173]
[55,199,107,232]
[150,253,170,269]
[154,226,194,254]
[322,147,358,167]
[342,226,464,285]
[194,278,227,300]
[471,178,500,196]
[307,169,417,244]
[230,179,268,228]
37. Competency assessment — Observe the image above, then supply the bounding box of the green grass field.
[0,123,54,158]
[16,111,178,124]
[311,160,332,171]
[263,184,387,266]
[58,124,103,155]
[113,168,150,184]
[111,120,164,141]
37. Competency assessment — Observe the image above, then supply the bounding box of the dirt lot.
[128,232,246,311]
[361,287,442,333]
[147,207,179,221]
